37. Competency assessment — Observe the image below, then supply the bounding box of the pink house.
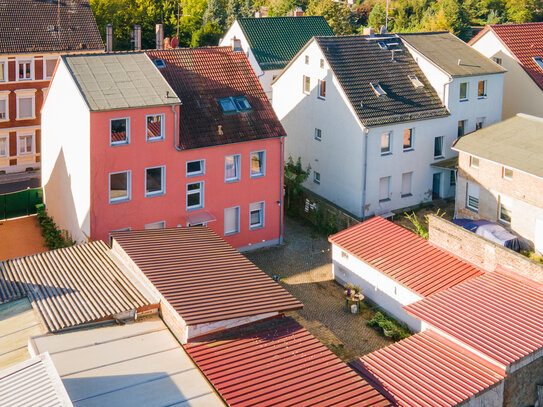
[41,48,285,250]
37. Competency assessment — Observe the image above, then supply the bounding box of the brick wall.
[428,214,543,284]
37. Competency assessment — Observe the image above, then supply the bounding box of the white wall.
[273,40,365,217]
[332,244,427,332]
[471,31,543,119]
[41,60,91,242]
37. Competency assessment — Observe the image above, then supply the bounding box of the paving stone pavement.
[245,216,392,362]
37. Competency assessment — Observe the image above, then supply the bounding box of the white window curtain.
[18,97,33,118]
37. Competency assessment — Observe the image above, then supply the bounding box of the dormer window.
[534,57,543,71]
[370,82,387,97]
[408,75,424,89]
[153,59,166,68]
[218,96,252,114]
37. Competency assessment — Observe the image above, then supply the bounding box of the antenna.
[385,0,395,31]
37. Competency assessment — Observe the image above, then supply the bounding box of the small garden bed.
[37,209,75,250]
[366,310,412,341]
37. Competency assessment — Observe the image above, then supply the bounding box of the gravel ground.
[245,216,392,362]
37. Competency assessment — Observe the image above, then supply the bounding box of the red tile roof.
[470,22,543,90]
[353,329,506,407]
[146,48,285,150]
[185,316,391,407]
[405,267,543,366]
[111,227,302,326]
[328,217,483,297]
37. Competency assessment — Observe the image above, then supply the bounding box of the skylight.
[408,75,424,89]
[234,96,251,111]
[218,98,237,113]
[154,59,166,68]
[378,41,388,50]
[534,57,543,71]
[370,82,387,97]
[218,96,252,114]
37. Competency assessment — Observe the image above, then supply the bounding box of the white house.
[328,216,483,331]
[219,16,333,100]
[273,33,504,218]
[469,22,543,119]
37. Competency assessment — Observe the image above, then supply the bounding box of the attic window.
[218,98,237,113]
[218,96,252,114]
[234,96,251,111]
[408,75,424,89]
[370,82,387,97]
[377,42,388,50]
[154,59,166,68]
[534,57,543,71]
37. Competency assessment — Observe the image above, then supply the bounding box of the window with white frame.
[314,128,322,141]
[250,151,265,177]
[318,80,326,99]
[17,60,32,81]
[503,167,513,180]
[145,221,166,229]
[381,132,391,155]
[466,182,479,211]
[403,128,414,150]
[401,172,412,197]
[303,75,310,94]
[186,159,205,177]
[249,201,264,229]
[499,195,512,223]
[17,133,33,155]
[0,61,6,82]
[225,154,241,182]
[146,114,164,141]
[477,80,487,98]
[0,94,8,121]
[379,176,390,202]
[16,92,35,119]
[434,136,444,158]
[186,181,203,210]
[0,135,8,157]
[145,166,165,197]
[459,82,468,101]
[110,118,129,145]
[44,57,58,79]
[313,172,320,184]
[109,171,131,203]
[224,206,240,235]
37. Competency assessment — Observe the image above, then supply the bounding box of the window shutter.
[401,173,411,196]
[19,97,32,118]
[224,207,238,234]
[379,177,389,200]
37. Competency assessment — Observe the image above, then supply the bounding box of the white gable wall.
[41,60,91,242]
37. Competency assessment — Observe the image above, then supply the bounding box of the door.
[432,173,441,200]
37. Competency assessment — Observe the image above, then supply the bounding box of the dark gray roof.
[0,0,104,54]
[315,35,449,127]
[452,114,543,178]
[400,32,505,77]
[63,53,181,111]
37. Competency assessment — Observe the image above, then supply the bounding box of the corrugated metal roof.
[111,227,302,325]
[0,241,155,332]
[185,316,391,407]
[405,268,543,366]
[328,216,484,297]
[32,317,225,407]
[353,329,506,407]
[0,353,73,407]
[63,53,181,111]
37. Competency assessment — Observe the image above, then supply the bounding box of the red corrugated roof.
[328,217,483,297]
[405,267,543,366]
[185,316,391,407]
[353,329,506,407]
[470,22,543,90]
[146,48,285,150]
[111,227,302,326]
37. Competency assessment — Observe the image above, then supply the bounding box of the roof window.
[234,96,251,111]
[534,57,543,71]
[370,82,387,97]
[408,75,424,89]
[154,59,166,68]
[377,41,388,50]
[218,96,252,114]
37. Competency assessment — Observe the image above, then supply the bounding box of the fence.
[0,188,43,220]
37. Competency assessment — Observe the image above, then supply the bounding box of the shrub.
[366,310,411,341]
[37,209,76,250]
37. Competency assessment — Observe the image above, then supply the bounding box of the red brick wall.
[428,214,543,284]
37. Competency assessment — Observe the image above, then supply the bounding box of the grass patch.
[366,310,412,341]
[37,209,76,250]
[521,250,543,263]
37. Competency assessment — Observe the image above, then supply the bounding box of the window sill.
[303,92,310,96]
[109,198,131,204]
[477,96,487,100]
[403,148,414,153]
[145,191,165,198]
[16,117,36,121]
[186,172,205,178]
[225,178,240,183]
[379,198,391,203]
[499,218,511,225]
[401,194,412,198]
[434,155,444,160]
[250,173,265,179]
[250,224,264,230]
[110,142,130,147]
[466,206,478,213]
[186,206,204,212]
[459,99,469,102]
[317,96,326,100]
[146,137,165,142]
[381,152,392,156]
[224,230,240,236]
[18,152,35,156]
[314,138,322,142]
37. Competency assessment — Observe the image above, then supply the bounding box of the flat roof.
[31,317,225,407]
[0,241,156,332]
[0,353,73,407]
[353,329,505,406]
[111,227,302,326]
[452,114,543,178]
[185,317,391,406]
[329,216,483,297]
[400,32,505,77]
[405,268,543,366]
[63,53,181,111]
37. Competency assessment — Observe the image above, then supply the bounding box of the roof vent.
[458,58,462,66]
[370,82,387,97]
[154,59,166,68]
[408,75,424,89]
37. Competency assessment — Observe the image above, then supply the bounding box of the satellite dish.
[380,25,387,34]
[171,36,179,49]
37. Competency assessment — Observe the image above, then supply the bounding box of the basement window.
[370,82,387,97]
[408,75,424,89]
[153,59,166,68]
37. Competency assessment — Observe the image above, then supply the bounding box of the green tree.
[240,0,254,17]
[284,156,311,212]
[202,0,226,27]
[367,1,386,30]
[306,0,354,35]
[226,0,240,26]
[191,22,224,46]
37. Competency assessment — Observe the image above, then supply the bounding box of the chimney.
[155,24,164,50]
[363,27,375,37]
[106,24,113,52]
[294,7,303,17]
[134,24,141,51]
[231,36,242,52]
[254,10,262,18]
